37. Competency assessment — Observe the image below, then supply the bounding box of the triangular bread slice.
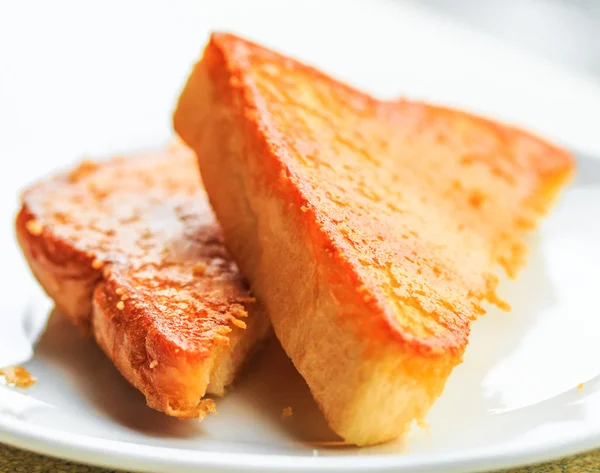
[174,33,574,444]
[16,143,271,418]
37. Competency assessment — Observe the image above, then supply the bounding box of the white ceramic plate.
[2,2,600,472]
[2,154,600,473]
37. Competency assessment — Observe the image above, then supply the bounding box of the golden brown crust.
[16,143,270,418]
[174,33,574,443]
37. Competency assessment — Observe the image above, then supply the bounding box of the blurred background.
[421,0,600,76]
[1,0,600,169]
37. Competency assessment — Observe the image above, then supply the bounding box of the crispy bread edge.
[16,205,99,327]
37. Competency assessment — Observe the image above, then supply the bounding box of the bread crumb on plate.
[0,366,37,388]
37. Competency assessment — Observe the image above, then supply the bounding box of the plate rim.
[1,411,599,473]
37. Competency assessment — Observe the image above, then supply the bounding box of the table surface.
[1,443,600,473]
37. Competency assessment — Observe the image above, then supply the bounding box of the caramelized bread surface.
[174,33,574,444]
[16,144,270,417]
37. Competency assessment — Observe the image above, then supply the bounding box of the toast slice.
[174,33,574,444]
[16,143,271,418]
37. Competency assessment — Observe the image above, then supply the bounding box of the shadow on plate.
[230,337,342,445]
[573,150,600,188]
[34,311,202,438]
[33,308,338,444]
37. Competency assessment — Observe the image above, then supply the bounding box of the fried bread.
[16,143,271,418]
[174,33,574,444]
